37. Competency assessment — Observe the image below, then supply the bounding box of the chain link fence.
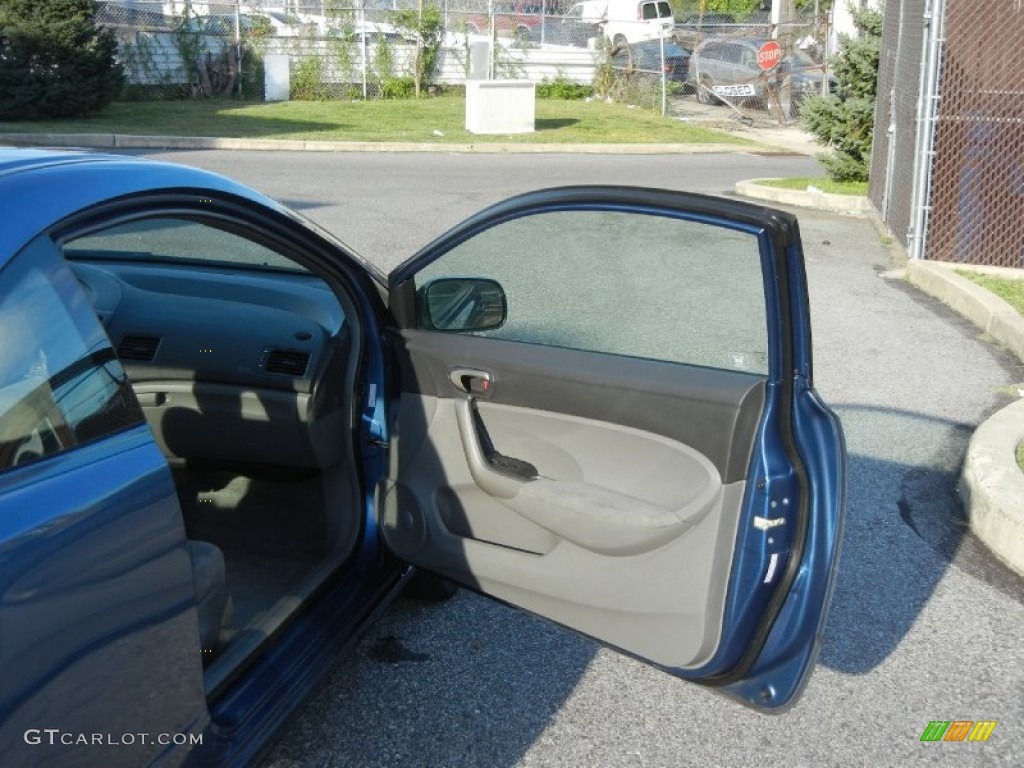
[99,1,602,100]
[926,0,1024,267]
[869,0,924,256]
[870,0,1024,267]
[99,1,830,127]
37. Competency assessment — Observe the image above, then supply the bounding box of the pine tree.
[799,5,883,182]
[0,0,124,120]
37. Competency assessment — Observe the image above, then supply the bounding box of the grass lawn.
[0,96,755,145]
[756,176,869,196]
[956,271,1024,316]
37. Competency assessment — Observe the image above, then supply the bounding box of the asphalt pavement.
[135,149,1024,767]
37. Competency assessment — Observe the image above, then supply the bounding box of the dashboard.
[70,260,353,470]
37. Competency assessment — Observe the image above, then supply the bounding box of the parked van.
[567,0,674,46]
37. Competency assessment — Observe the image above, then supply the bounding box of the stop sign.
[757,40,783,70]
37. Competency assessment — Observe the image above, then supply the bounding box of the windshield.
[63,218,309,273]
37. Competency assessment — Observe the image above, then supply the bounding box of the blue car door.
[382,188,845,710]
[0,237,207,765]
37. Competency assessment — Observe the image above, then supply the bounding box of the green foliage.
[380,75,416,99]
[830,7,881,100]
[328,13,357,88]
[372,32,395,97]
[676,1,833,20]
[391,3,444,97]
[536,76,591,100]
[674,0,759,18]
[0,0,124,119]
[369,33,416,99]
[239,53,265,101]
[169,4,257,99]
[592,41,616,100]
[800,4,883,182]
[688,0,759,15]
[795,0,833,10]
[290,55,329,100]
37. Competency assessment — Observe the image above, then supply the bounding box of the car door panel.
[385,187,845,709]
[0,429,205,767]
[383,329,766,669]
[0,236,207,765]
[392,330,766,482]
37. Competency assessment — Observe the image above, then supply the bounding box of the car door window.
[0,240,143,471]
[411,210,768,373]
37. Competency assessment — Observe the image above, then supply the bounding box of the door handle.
[448,368,493,397]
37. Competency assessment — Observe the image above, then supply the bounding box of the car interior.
[61,215,365,692]
[49,199,782,693]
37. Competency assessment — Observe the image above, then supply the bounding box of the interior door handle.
[448,368,493,397]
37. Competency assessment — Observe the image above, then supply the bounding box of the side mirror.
[418,277,507,332]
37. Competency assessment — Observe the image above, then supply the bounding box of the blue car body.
[0,150,845,765]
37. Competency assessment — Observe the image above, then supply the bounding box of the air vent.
[118,335,161,362]
[264,349,310,377]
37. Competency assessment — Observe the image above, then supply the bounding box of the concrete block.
[466,80,535,135]
[265,55,290,101]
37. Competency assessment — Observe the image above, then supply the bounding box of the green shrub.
[592,39,616,99]
[291,56,329,100]
[380,75,416,99]
[800,5,883,182]
[0,0,124,119]
[537,77,591,100]
[390,3,444,97]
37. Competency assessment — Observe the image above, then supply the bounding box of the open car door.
[381,187,845,710]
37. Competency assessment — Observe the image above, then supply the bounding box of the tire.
[402,570,459,602]
[697,76,718,105]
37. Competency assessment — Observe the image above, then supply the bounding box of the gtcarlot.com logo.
[24,729,202,747]
[920,720,997,742]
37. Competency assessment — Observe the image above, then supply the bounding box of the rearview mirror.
[419,277,507,332]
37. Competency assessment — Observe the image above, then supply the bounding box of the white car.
[568,0,675,47]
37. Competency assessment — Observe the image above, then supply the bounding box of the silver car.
[691,36,834,114]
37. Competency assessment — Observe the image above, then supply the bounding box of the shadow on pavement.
[819,403,1024,676]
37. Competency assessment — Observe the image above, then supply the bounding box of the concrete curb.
[905,259,1024,577]
[0,132,766,155]
[735,178,874,214]
[906,260,1024,363]
[959,398,1024,578]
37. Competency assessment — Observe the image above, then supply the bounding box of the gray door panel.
[394,329,766,483]
[385,329,766,667]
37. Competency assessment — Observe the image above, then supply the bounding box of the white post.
[235,0,242,98]
[488,0,495,80]
[360,4,368,98]
[659,32,667,117]
[908,0,946,259]
[770,0,794,39]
